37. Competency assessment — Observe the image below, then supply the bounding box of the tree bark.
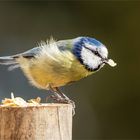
[0,103,72,140]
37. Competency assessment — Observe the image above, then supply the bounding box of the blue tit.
[0,36,116,107]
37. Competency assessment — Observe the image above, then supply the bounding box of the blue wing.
[0,39,73,70]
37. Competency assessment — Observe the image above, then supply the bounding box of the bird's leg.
[53,87,75,116]
[48,85,75,116]
[54,87,75,107]
[48,85,64,103]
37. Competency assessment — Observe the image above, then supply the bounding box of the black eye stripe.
[84,46,102,58]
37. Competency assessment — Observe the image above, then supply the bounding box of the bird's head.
[73,36,116,71]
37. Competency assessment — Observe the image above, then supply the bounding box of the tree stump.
[0,103,72,140]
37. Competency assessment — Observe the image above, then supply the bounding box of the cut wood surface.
[0,103,72,140]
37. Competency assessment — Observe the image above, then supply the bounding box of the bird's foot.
[49,92,75,116]
[50,94,67,103]
[48,85,75,116]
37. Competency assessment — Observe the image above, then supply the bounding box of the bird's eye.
[94,51,98,55]
[93,50,102,58]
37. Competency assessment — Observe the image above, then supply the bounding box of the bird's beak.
[103,58,117,67]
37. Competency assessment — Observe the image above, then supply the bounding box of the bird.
[0,36,116,112]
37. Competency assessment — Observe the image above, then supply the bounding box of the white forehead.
[98,45,108,58]
[85,43,108,58]
[85,43,96,50]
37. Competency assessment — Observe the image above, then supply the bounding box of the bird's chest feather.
[18,52,93,89]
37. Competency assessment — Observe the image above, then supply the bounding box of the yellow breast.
[17,46,93,89]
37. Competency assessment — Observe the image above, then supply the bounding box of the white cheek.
[81,47,101,69]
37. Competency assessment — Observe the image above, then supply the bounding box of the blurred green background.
[0,1,140,140]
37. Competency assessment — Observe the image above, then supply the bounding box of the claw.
[47,85,76,116]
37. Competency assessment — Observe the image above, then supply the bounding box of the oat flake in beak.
[106,59,117,67]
